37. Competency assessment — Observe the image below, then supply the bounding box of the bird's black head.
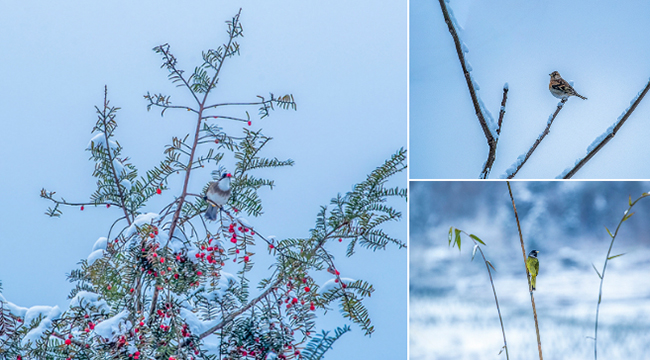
[528,250,539,258]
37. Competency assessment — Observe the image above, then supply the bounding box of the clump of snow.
[180,308,221,335]
[87,249,105,265]
[503,82,509,90]
[319,277,356,294]
[69,291,110,312]
[92,237,108,252]
[120,179,132,191]
[112,159,125,177]
[93,309,130,340]
[21,306,62,346]
[87,133,118,150]
[461,41,469,54]
[501,153,527,179]
[124,213,160,239]
[0,294,29,317]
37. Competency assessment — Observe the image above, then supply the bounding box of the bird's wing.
[533,258,539,276]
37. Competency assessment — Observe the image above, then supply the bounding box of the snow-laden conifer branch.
[504,98,567,179]
[559,78,650,179]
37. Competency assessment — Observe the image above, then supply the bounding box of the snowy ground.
[410,181,650,359]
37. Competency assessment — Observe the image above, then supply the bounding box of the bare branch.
[480,85,509,179]
[505,98,567,179]
[561,78,650,179]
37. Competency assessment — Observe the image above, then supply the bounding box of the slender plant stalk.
[593,193,649,360]
[476,245,509,360]
[506,182,543,360]
[563,78,650,178]
[507,99,566,179]
[450,229,509,359]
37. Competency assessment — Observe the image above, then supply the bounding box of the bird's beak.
[549,73,552,76]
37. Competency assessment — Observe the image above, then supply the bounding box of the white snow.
[69,291,110,312]
[120,179,132,191]
[87,132,118,151]
[179,307,221,335]
[92,237,108,252]
[87,249,105,265]
[124,212,160,239]
[93,309,130,340]
[319,277,356,294]
[21,306,62,346]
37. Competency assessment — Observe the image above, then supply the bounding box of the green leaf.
[622,211,635,222]
[607,253,626,260]
[471,245,478,261]
[605,226,614,238]
[486,260,496,272]
[469,234,485,245]
[448,227,453,246]
[454,228,461,252]
[592,263,602,279]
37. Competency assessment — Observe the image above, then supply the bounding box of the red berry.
[310,304,315,311]
[197,271,203,276]
[65,339,71,345]
[269,244,274,249]
[130,288,134,293]
[244,256,249,262]
[156,188,162,195]
[107,285,112,290]
[80,205,84,211]
[338,238,342,242]
[174,273,179,279]
[106,204,110,208]
[247,121,251,126]
[304,287,310,292]
[160,257,165,263]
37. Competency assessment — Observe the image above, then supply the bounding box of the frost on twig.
[558,78,650,179]
[503,99,567,179]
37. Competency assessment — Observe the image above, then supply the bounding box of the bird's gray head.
[528,250,539,258]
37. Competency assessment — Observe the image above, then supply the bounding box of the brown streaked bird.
[549,71,587,100]
[204,173,232,221]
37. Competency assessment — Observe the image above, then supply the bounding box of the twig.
[506,99,567,179]
[480,85,509,179]
[562,78,650,179]
[506,182,543,360]
[438,0,504,179]
[593,193,650,360]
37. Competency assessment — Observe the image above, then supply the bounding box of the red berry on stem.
[156,188,162,195]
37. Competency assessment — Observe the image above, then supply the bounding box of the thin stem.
[506,181,543,360]
[476,244,509,360]
[563,78,650,179]
[480,86,509,179]
[507,99,566,179]
[593,193,649,360]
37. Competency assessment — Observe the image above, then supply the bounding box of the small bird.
[204,173,232,221]
[526,250,540,291]
[549,71,587,100]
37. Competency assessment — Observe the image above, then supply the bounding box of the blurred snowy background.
[0,1,406,359]
[410,0,650,179]
[410,181,650,360]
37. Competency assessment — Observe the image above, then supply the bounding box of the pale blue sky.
[0,1,406,358]
[411,0,650,179]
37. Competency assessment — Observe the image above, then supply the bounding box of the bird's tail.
[576,93,587,100]
[531,275,536,291]
[205,205,218,221]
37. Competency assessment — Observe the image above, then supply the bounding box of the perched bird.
[549,71,587,100]
[526,250,540,291]
[204,173,232,221]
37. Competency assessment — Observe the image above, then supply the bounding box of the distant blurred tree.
[0,10,406,360]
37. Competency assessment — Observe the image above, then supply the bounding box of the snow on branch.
[503,99,567,179]
[438,0,507,179]
[558,78,650,179]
